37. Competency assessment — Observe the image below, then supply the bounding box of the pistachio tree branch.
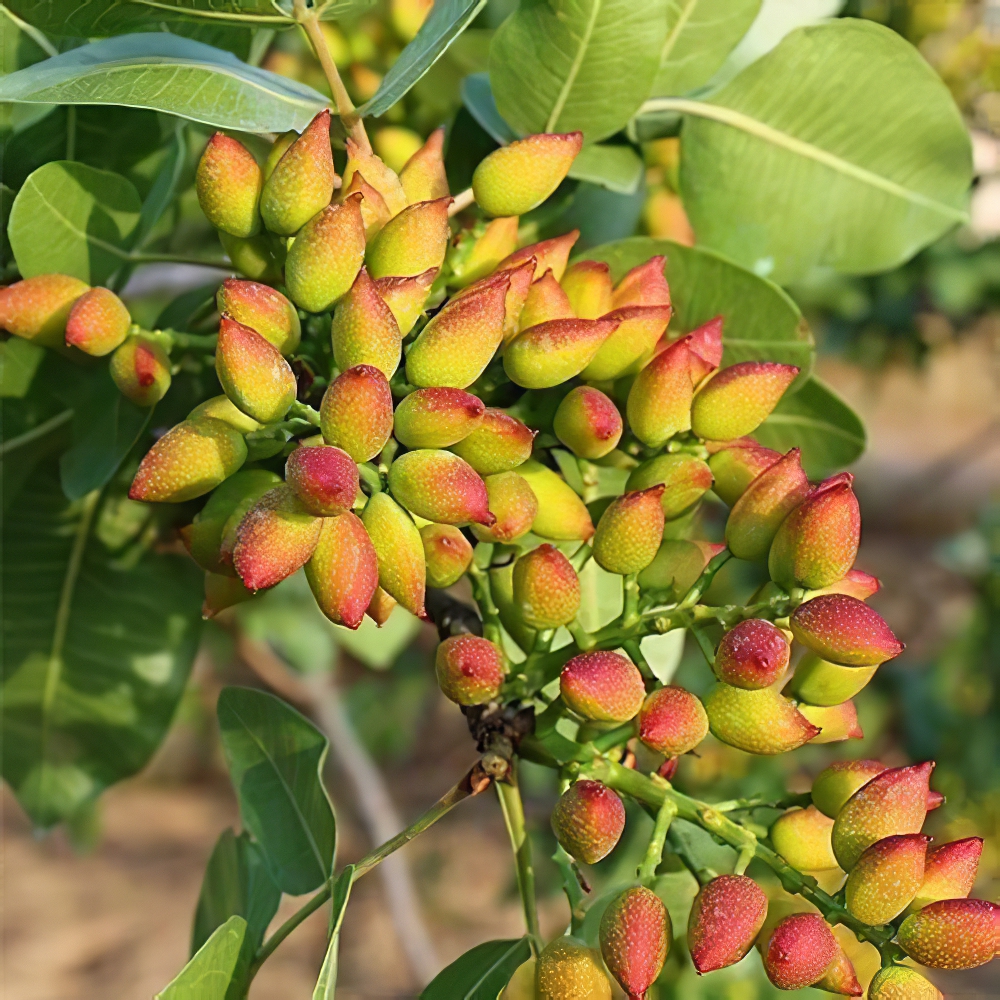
[496,769,543,954]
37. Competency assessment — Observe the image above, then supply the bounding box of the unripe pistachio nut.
[373,268,437,336]
[799,700,863,743]
[399,126,449,204]
[421,523,474,588]
[708,439,781,507]
[790,594,904,667]
[366,196,451,279]
[691,361,799,441]
[472,472,538,543]
[110,336,172,407]
[517,268,575,331]
[704,683,820,755]
[449,216,519,288]
[845,834,930,925]
[687,874,768,973]
[305,511,379,628]
[361,491,427,618]
[342,136,408,218]
[592,486,665,574]
[388,449,493,526]
[65,286,130,356]
[811,760,888,819]
[516,460,594,540]
[611,256,670,309]
[638,685,709,756]
[217,278,300,356]
[581,304,672,381]
[560,650,645,723]
[553,386,623,460]
[215,316,296,424]
[512,543,581,629]
[498,230,579,282]
[320,364,394,463]
[771,805,839,872]
[451,408,535,475]
[599,886,670,999]
[551,780,625,864]
[625,453,713,522]
[762,913,838,990]
[897,898,997,970]
[561,260,613,319]
[504,317,619,389]
[536,937,612,1000]
[196,132,262,238]
[911,837,983,910]
[393,387,484,449]
[435,634,504,706]
[713,618,790,689]
[626,337,693,447]
[867,965,942,1000]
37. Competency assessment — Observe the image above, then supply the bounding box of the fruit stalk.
[496,767,544,954]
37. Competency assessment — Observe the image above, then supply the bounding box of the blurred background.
[4,0,1000,997]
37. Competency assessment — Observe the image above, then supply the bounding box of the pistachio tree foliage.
[0,1,991,997]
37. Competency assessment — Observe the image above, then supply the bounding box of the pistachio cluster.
[3,112,995,1000]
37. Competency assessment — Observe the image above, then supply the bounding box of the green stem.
[129,252,230,267]
[691,624,717,668]
[249,880,334,976]
[590,720,637,753]
[570,542,592,572]
[496,771,543,954]
[638,794,677,881]
[357,463,382,495]
[289,400,322,426]
[468,562,504,648]
[552,844,588,934]
[622,572,641,628]
[0,409,73,457]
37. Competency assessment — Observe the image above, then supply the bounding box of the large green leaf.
[489,0,671,143]
[311,865,354,1000]
[157,916,247,1000]
[358,0,486,119]
[754,374,865,476]
[59,367,153,501]
[567,143,643,195]
[217,686,336,895]
[0,33,331,133]
[192,829,282,1000]
[1,463,204,827]
[419,938,532,1000]
[9,161,141,283]
[641,20,972,283]
[653,0,761,96]
[582,236,815,377]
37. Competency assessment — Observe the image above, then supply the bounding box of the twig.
[496,767,543,954]
[448,188,476,216]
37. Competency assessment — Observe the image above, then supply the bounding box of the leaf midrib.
[461,939,527,999]
[641,96,969,222]
[660,0,698,67]
[545,0,602,132]
[224,701,330,886]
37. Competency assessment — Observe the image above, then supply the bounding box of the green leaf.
[648,20,972,283]
[460,72,517,146]
[357,0,486,119]
[581,236,814,377]
[653,0,761,96]
[217,685,336,895]
[419,937,532,1000]
[754,374,865,477]
[192,829,282,1000]
[9,161,141,283]
[131,123,187,249]
[1,463,204,827]
[6,0,290,36]
[489,0,671,143]
[311,865,354,1000]
[60,367,153,501]
[568,143,643,195]
[156,915,247,1000]
[0,337,44,398]
[0,33,331,133]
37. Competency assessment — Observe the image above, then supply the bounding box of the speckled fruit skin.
[232,485,322,590]
[342,137,407,217]
[259,110,334,235]
[388,449,494,526]
[512,544,581,630]
[472,472,538,543]
[110,337,172,407]
[582,303,673,382]
[769,473,861,588]
[845,834,930,925]
[284,193,366,313]
[129,417,246,503]
[554,386,623,460]
[551,780,626,864]
[449,216,519,288]
[320,365,394,463]
[612,256,670,309]
[361,492,427,619]
[686,316,724,384]
[786,655,879,707]
[331,267,401,377]
[65,287,131,356]
[435,635,504,706]
[831,762,934,871]
[472,132,583,216]
[599,886,670,1000]
[626,337,693,447]
[196,132,262,238]
[867,965,942,1000]
[399,127,448,203]
[366,586,397,627]
[592,487,666,575]
[516,461,594,541]
[561,260,613,319]
[911,837,983,909]
[790,594,904,667]
[691,361,799,441]
[898,898,998,970]
[638,540,723,601]
[343,171,391,238]
[809,567,881,601]
[708,440,781,507]
[217,279,300,356]
[406,273,508,388]
[202,572,253,618]
[305,512,379,629]
[189,395,261,434]
[215,316,296,424]
[704,683,819,755]
[625,454,713,520]
[638,685,709,756]
[724,448,810,562]
[517,269,574,330]
[0,273,89,347]
[714,618,790,689]
[811,760,888,818]
[285,444,359,516]
[799,700,864,744]
[815,945,862,997]
[450,408,535,475]
[505,317,619,389]
[393,387,485,449]
[762,912,838,990]
[687,874,768,973]
[535,938,612,1000]
[366,196,451,279]
[500,233,579,284]
[373,268,437,336]
[420,523,474,588]
[560,651,645,723]
[770,805,839,872]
